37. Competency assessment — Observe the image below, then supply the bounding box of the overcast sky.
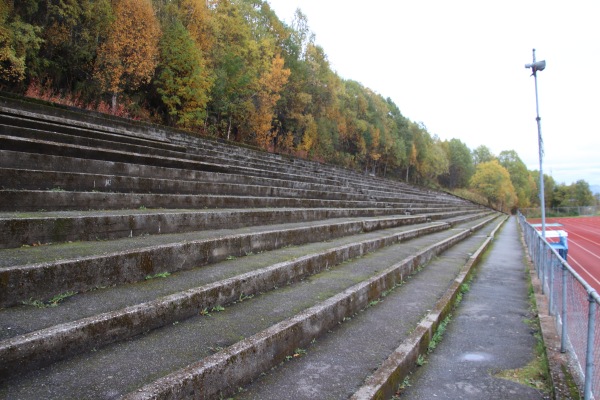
[266,0,600,187]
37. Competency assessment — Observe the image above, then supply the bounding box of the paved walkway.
[402,216,551,399]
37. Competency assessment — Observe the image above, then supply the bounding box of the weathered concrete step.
[0,168,462,209]
[0,123,345,181]
[0,104,333,180]
[121,215,500,399]
[0,220,451,379]
[0,150,358,196]
[0,213,490,307]
[0,97,471,201]
[0,149,461,206]
[0,96,390,188]
[1,168,378,203]
[0,112,187,153]
[237,216,505,400]
[0,133,233,174]
[0,135,355,188]
[0,98,176,145]
[0,109,414,189]
[0,207,467,249]
[1,189,440,212]
[0,215,498,398]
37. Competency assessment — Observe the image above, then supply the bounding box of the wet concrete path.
[402,216,550,399]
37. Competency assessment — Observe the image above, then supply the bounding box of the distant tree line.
[0,0,594,212]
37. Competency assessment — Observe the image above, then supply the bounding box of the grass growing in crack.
[21,290,78,308]
[428,314,451,353]
[285,348,308,361]
[494,278,552,395]
[392,375,412,398]
[416,354,427,366]
[145,271,171,280]
[237,292,254,302]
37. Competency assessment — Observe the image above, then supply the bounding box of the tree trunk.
[227,116,232,141]
[111,92,118,114]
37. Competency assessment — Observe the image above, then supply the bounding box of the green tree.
[571,180,595,207]
[530,170,554,209]
[440,138,474,189]
[0,0,43,83]
[470,160,517,212]
[155,17,212,128]
[472,145,495,165]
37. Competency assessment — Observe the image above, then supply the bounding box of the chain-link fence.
[521,206,598,219]
[518,213,600,400]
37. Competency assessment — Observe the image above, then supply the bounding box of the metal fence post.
[541,242,546,295]
[584,292,597,400]
[561,264,568,353]
[549,255,555,315]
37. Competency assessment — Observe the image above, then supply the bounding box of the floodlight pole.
[526,48,546,239]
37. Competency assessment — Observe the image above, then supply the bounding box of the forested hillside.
[0,0,595,212]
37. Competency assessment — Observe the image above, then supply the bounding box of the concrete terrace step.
[0,212,493,307]
[0,96,472,203]
[0,148,472,209]
[2,134,408,194]
[0,117,459,202]
[0,108,389,190]
[1,189,440,212]
[238,216,504,400]
[0,117,394,188]
[0,112,187,153]
[0,214,501,399]
[0,208,477,250]
[1,168,378,202]
[0,219,450,378]
[0,168,472,211]
[0,150,356,196]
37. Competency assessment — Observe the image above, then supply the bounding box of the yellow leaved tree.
[249,55,291,149]
[470,160,517,212]
[94,0,161,112]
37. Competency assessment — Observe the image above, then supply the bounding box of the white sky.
[266,0,600,187]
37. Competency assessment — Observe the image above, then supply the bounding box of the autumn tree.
[421,136,449,184]
[0,0,42,83]
[155,17,212,128]
[498,150,536,209]
[180,0,216,61]
[94,0,160,111]
[470,160,517,212]
[249,54,290,149]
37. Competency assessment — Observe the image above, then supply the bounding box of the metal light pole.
[525,49,547,238]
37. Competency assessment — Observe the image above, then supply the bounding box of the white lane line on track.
[567,255,600,288]
[565,230,600,247]
[569,239,600,260]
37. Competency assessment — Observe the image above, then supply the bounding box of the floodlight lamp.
[525,60,546,72]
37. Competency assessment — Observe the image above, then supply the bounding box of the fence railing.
[521,206,598,219]
[518,212,600,400]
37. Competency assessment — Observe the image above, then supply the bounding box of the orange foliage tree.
[94,0,161,111]
[249,55,290,149]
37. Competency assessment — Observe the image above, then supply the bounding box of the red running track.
[529,216,600,293]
